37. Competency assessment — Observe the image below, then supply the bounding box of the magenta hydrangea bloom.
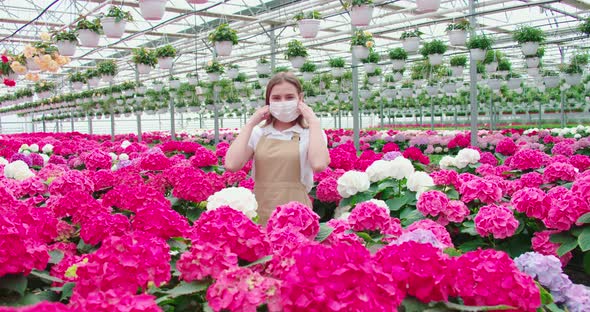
[69,289,162,312]
[520,172,544,188]
[267,201,320,240]
[83,149,112,171]
[508,149,549,171]
[459,177,502,204]
[543,187,590,231]
[430,169,459,188]
[417,190,449,218]
[0,301,72,312]
[495,137,518,156]
[323,219,364,247]
[315,176,341,203]
[474,204,519,239]
[440,200,470,224]
[406,219,453,248]
[177,242,238,282]
[511,187,549,220]
[544,162,578,183]
[48,170,94,196]
[189,147,218,168]
[531,230,572,266]
[348,201,392,233]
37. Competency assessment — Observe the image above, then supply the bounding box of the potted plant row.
[446,20,470,46]
[328,57,346,77]
[361,49,380,73]
[205,60,224,82]
[466,34,493,61]
[420,39,447,65]
[351,30,374,59]
[256,57,271,75]
[97,60,118,82]
[343,0,374,27]
[300,61,316,81]
[512,25,545,56]
[69,72,87,90]
[293,10,322,39]
[155,44,176,70]
[449,55,467,77]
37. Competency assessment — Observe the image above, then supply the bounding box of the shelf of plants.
[0,0,590,311]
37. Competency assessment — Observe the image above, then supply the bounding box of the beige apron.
[253,132,313,225]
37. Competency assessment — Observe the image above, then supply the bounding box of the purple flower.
[382,151,402,161]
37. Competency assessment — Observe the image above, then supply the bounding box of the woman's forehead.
[271,82,298,94]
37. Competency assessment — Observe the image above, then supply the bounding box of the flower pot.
[428,53,443,65]
[564,73,582,86]
[351,5,373,26]
[469,48,486,61]
[88,77,100,87]
[56,40,77,57]
[448,30,467,46]
[331,67,344,77]
[102,75,114,83]
[521,41,539,56]
[416,0,441,12]
[258,77,270,86]
[402,37,420,53]
[38,91,50,99]
[256,64,271,75]
[234,81,244,88]
[214,41,233,57]
[414,79,425,88]
[139,0,167,21]
[363,63,377,74]
[390,59,405,70]
[543,76,560,88]
[488,78,502,90]
[450,66,464,77]
[101,17,127,39]
[507,78,521,90]
[169,80,181,89]
[189,106,200,112]
[298,19,321,39]
[186,0,207,4]
[525,57,540,68]
[188,77,198,85]
[158,57,173,70]
[443,83,457,94]
[153,84,163,92]
[400,88,413,98]
[26,59,40,72]
[426,85,438,96]
[208,72,220,82]
[227,68,239,79]
[527,67,540,76]
[393,72,403,81]
[289,56,306,68]
[302,72,314,81]
[485,61,498,73]
[351,45,369,59]
[78,29,100,47]
[137,64,152,75]
[72,82,84,90]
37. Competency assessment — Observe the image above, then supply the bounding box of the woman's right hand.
[246,105,270,127]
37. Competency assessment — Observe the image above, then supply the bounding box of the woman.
[224,72,330,225]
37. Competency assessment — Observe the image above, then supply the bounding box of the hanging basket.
[169,80,181,89]
[363,63,377,74]
[58,39,79,59]
[426,85,438,96]
[402,37,420,53]
[527,67,540,76]
[158,57,173,70]
[521,42,540,56]
[450,66,464,77]
[72,82,84,90]
[88,77,100,87]
[469,48,486,61]
[258,77,270,85]
[256,64,271,75]
[400,88,413,98]
[139,0,168,20]
[390,59,405,70]
[208,72,220,82]
[289,56,306,68]
[214,41,233,56]
[416,0,441,12]
[298,19,321,39]
[302,72,315,81]
[448,30,467,46]
[227,68,239,79]
[507,78,522,90]
[331,67,344,77]
[525,57,540,68]
[78,30,100,47]
[543,76,560,88]
[485,61,498,73]
[101,17,126,39]
[428,53,443,65]
[487,78,502,90]
[393,72,403,81]
[350,5,373,26]
[351,45,369,59]
[137,64,152,75]
[102,75,114,83]
[564,73,582,86]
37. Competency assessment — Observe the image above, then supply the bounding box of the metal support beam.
[270,28,276,72]
[88,115,93,134]
[169,67,176,140]
[559,47,566,128]
[109,82,115,141]
[213,88,220,145]
[469,0,479,146]
[135,69,143,143]
[351,26,360,151]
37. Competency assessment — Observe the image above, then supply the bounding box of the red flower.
[1,55,8,63]
[3,78,15,87]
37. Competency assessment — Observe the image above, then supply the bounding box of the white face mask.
[269,100,300,123]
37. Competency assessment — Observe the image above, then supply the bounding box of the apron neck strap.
[291,132,300,141]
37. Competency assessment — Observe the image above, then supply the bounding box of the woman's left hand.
[298,100,320,126]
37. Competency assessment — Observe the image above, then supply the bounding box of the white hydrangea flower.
[434,147,443,153]
[42,144,54,154]
[406,171,434,198]
[108,152,118,161]
[206,187,258,219]
[365,199,389,213]
[4,160,35,181]
[388,156,415,180]
[439,156,455,170]
[365,160,393,182]
[19,144,29,152]
[457,148,480,164]
[0,157,8,165]
[40,154,49,164]
[337,171,371,198]
[119,153,129,161]
[121,140,132,149]
[29,144,39,153]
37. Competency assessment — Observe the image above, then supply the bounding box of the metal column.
[109,82,115,141]
[88,115,93,134]
[270,29,276,72]
[351,27,360,150]
[135,68,142,142]
[469,0,479,146]
[213,89,220,144]
[169,67,176,140]
[559,47,566,128]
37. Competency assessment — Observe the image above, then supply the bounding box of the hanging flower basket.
[450,66,464,77]
[426,85,438,96]
[525,57,540,68]
[258,77,270,85]
[169,80,181,89]
[137,64,152,75]
[400,88,413,98]
[214,41,233,56]
[393,72,403,81]
[289,56,306,68]
[469,48,486,61]
[391,59,405,70]
[56,40,78,56]
[88,77,100,87]
[101,17,127,39]
[507,77,522,90]
[102,75,114,83]
[139,0,168,21]
[298,19,321,39]
[351,5,373,26]
[427,53,443,65]
[227,68,239,79]
[564,73,582,86]
[521,42,540,56]
[527,67,540,76]
[363,63,377,74]
[72,82,84,90]
[256,63,271,75]
[543,76,560,88]
[77,29,100,47]
[351,46,369,59]
[302,72,314,81]
[416,0,441,12]
[448,30,467,46]
[402,37,420,53]
[158,57,173,69]
[485,61,498,73]
[208,72,220,82]
[331,67,344,77]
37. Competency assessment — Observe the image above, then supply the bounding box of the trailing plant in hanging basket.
[85,68,100,79]
[512,26,545,44]
[328,57,345,68]
[68,72,87,83]
[34,81,55,93]
[342,0,374,9]
[97,60,118,76]
[300,61,316,73]
[350,30,374,48]
[132,48,157,66]
[366,67,382,77]
[257,57,269,64]
[155,44,177,58]
[293,10,321,21]
[482,50,502,64]
[208,23,238,44]
[361,50,380,64]
[497,58,512,72]
[420,39,447,57]
[466,34,493,50]
[204,60,224,74]
[76,18,102,34]
[103,6,133,22]
[401,29,423,39]
[388,47,408,60]
[52,30,78,42]
[234,72,247,82]
[274,66,290,73]
[578,17,590,36]
[284,40,308,59]
[445,20,470,32]
[450,55,467,67]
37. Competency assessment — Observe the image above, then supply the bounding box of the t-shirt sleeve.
[322,130,328,145]
[247,126,262,150]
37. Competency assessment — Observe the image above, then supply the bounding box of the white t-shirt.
[247,124,327,192]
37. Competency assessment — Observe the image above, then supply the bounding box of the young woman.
[224,72,330,225]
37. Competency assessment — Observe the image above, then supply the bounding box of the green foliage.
[351,29,375,48]
[274,66,290,73]
[450,55,468,67]
[293,10,321,21]
[420,39,448,57]
[512,25,545,44]
[132,48,157,66]
[497,58,512,71]
[401,29,423,39]
[285,39,308,58]
[233,72,247,82]
[300,61,317,73]
[103,6,133,22]
[388,47,408,60]
[208,23,238,44]
[466,34,494,50]
[68,71,87,83]
[155,44,177,58]
[204,60,224,74]
[328,57,346,68]
[34,81,55,93]
[52,30,77,42]
[482,50,502,64]
[257,57,269,64]
[76,17,102,33]
[579,17,590,35]
[342,0,374,9]
[362,49,380,63]
[97,60,117,76]
[446,20,471,31]
[366,67,382,77]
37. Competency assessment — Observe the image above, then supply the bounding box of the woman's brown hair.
[263,72,307,128]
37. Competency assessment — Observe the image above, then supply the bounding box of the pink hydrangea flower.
[508,149,549,171]
[315,176,341,203]
[552,141,575,157]
[0,301,71,312]
[190,147,218,167]
[267,201,320,240]
[417,190,449,218]
[570,155,590,171]
[348,201,393,233]
[69,289,162,312]
[459,177,502,204]
[531,230,572,266]
[406,219,453,248]
[83,149,112,171]
[440,200,470,224]
[544,162,578,183]
[479,152,498,166]
[177,242,238,282]
[323,219,364,247]
[520,172,544,188]
[511,187,549,219]
[474,204,519,239]
[543,187,590,231]
[430,169,459,188]
[48,170,94,196]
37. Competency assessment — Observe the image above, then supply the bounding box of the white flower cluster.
[365,156,415,182]
[206,187,258,219]
[406,171,434,197]
[439,148,480,170]
[523,125,590,138]
[18,143,53,155]
[336,171,371,198]
[4,160,35,181]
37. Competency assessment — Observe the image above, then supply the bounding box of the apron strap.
[291,132,300,141]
